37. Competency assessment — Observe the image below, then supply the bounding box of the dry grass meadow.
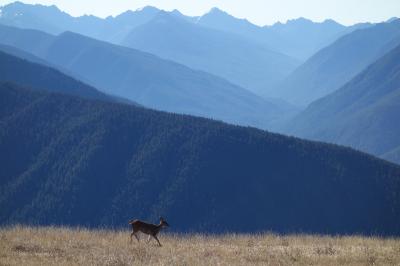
[0,226,399,265]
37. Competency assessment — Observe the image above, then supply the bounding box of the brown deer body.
[128,217,169,246]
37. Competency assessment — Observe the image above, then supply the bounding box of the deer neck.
[156,223,163,231]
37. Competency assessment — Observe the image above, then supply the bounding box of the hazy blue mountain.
[170,9,199,23]
[284,44,400,164]
[0,49,116,102]
[0,24,292,129]
[387,17,399,23]
[0,1,67,34]
[0,2,160,43]
[0,43,49,65]
[197,7,275,44]
[1,2,374,63]
[106,6,160,28]
[0,43,96,86]
[269,18,347,60]
[97,6,160,43]
[197,8,358,60]
[274,20,400,106]
[1,83,399,235]
[122,11,300,96]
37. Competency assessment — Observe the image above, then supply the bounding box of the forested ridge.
[1,83,399,235]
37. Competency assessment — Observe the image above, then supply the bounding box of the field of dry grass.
[0,226,399,265]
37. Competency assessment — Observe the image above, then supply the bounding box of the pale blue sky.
[0,0,399,26]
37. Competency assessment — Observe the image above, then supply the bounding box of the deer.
[128,217,169,246]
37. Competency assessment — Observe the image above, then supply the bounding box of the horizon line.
[0,1,396,27]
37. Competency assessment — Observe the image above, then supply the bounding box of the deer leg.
[131,232,139,243]
[147,235,151,243]
[152,235,162,247]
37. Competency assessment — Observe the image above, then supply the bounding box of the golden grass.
[0,226,399,265]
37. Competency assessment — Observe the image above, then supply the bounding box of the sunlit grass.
[0,226,399,265]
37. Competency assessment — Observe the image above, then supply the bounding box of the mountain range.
[121,11,300,95]
[0,2,159,43]
[0,24,295,129]
[0,1,380,98]
[284,43,400,164]
[1,1,400,235]
[1,82,399,235]
[274,19,400,106]
[0,2,373,61]
[196,8,370,61]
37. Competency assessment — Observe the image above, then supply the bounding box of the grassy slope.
[0,226,399,266]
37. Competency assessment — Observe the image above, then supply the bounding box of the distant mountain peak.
[2,1,25,8]
[387,17,399,23]
[286,17,313,25]
[208,7,226,14]
[150,10,183,24]
[135,6,160,13]
[168,9,199,23]
[116,10,134,16]
[115,6,159,17]
[153,10,172,18]
[171,9,184,16]
[270,18,310,27]
[3,1,61,12]
[200,6,252,26]
[270,17,343,30]
[322,19,342,26]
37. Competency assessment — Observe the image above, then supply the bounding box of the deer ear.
[160,217,164,221]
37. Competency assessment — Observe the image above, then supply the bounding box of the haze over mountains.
[0,2,399,158]
[0,1,380,97]
[0,2,159,43]
[274,19,400,106]
[284,43,400,165]
[196,7,367,61]
[121,11,299,95]
[0,2,374,61]
[0,49,115,102]
[0,24,295,129]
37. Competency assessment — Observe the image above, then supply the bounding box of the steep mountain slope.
[0,43,49,65]
[0,43,96,86]
[0,24,289,129]
[0,2,160,43]
[383,146,400,164]
[99,6,160,43]
[198,8,348,60]
[285,44,400,164]
[0,50,114,102]
[122,11,300,96]
[1,83,399,235]
[274,20,400,106]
